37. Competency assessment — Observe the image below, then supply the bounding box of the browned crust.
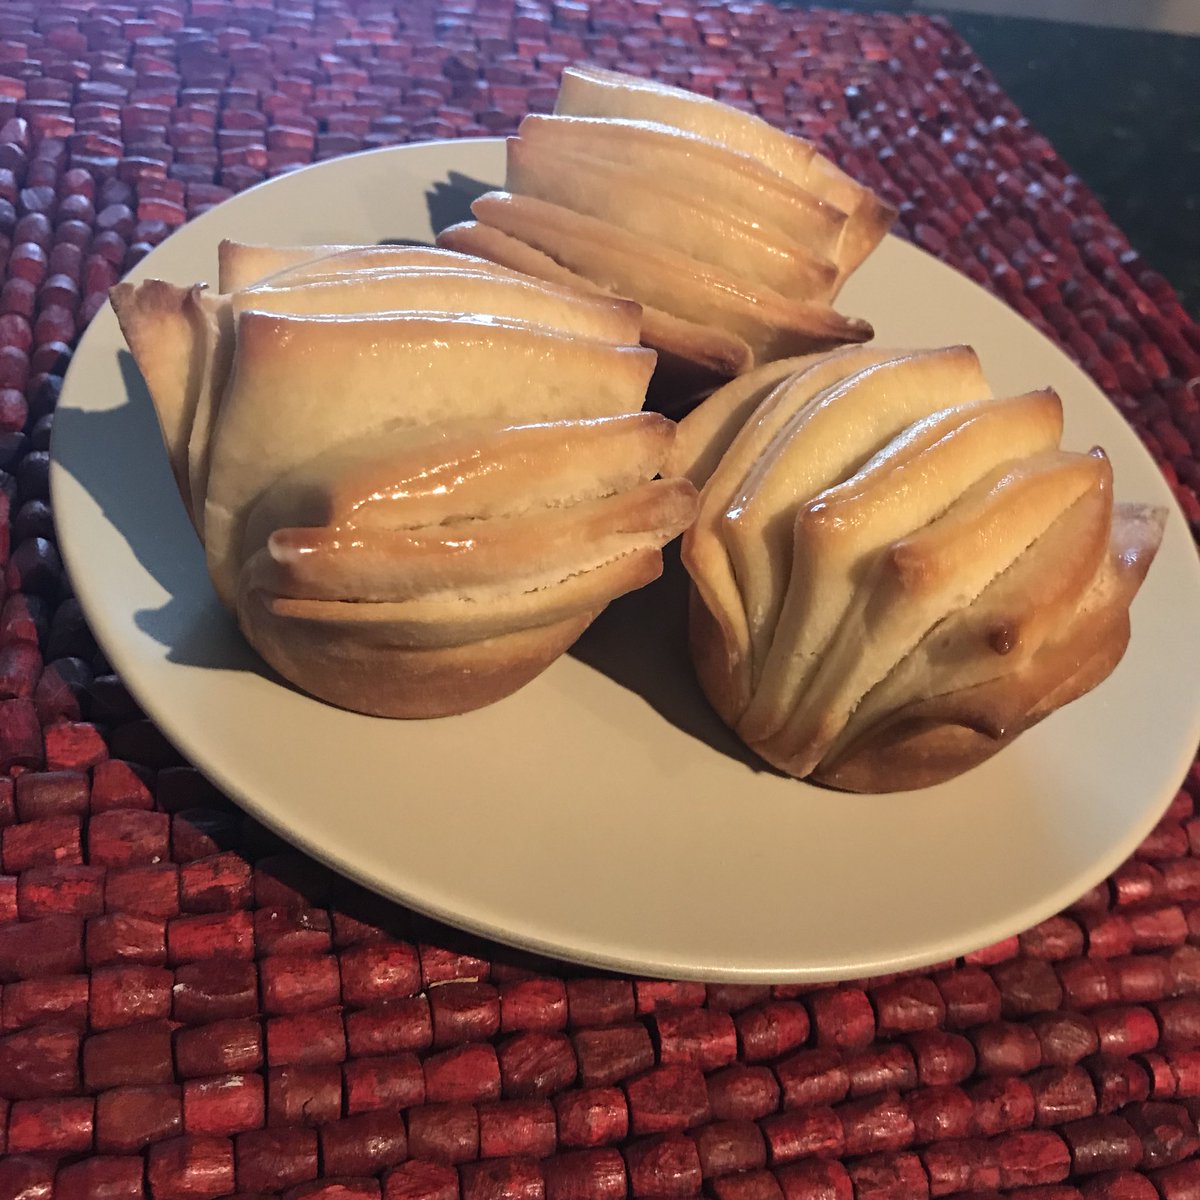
[809,502,1166,792]
[239,588,596,719]
[436,220,752,379]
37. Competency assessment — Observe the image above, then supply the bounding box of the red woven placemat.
[1,1,1199,1197]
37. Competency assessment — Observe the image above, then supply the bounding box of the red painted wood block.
[90,964,172,1029]
[971,1020,1043,1075]
[173,959,258,1023]
[691,1119,767,1178]
[168,910,255,964]
[17,863,104,918]
[1029,1011,1099,1067]
[266,1064,341,1127]
[418,943,490,987]
[2,973,88,1030]
[933,967,1002,1029]
[0,1156,55,1200]
[498,1031,576,1099]
[625,1064,710,1136]
[320,1110,407,1177]
[44,720,107,770]
[95,1085,181,1153]
[922,1137,1001,1196]
[1029,1065,1099,1125]
[8,1096,94,1153]
[652,1006,739,1071]
[735,1002,814,1063]
[623,1131,702,1195]
[1020,915,1086,961]
[55,1155,146,1200]
[174,1018,263,1079]
[84,1021,175,1090]
[383,1161,458,1200]
[284,1182,380,1200]
[872,978,946,1036]
[555,1085,628,1148]
[13,770,88,819]
[180,852,253,913]
[1059,959,1120,1010]
[809,987,875,1051]
[500,977,568,1032]
[705,984,773,1013]
[343,1053,424,1114]
[184,1074,265,1137]
[706,1064,780,1122]
[837,1090,914,1157]
[428,981,501,1049]
[235,1126,319,1192]
[91,759,155,812]
[458,1157,543,1200]
[266,1008,346,1067]
[634,979,706,1014]
[260,953,341,1015]
[565,978,635,1027]
[994,1129,1072,1187]
[255,906,333,957]
[477,1098,557,1159]
[0,913,84,980]
[406,1101,479,1164]
[774,1047,850,1109]
[148,1134,235,1199]
[253,852,332,909]
[572,1022,653,1088]
[105,863,180,918]
[3,815,82,871]
[774,1158,853,1200]
[88,808,169,868]
[845,1043,918,1097]
[1062,1115,1144,1175]
[0,1023,81,1099]
[338,941,419,1006]
[710,1170,783,1200]
[761,1105,844,1164]
[1124,1100,1200,1168]
[847,1151,929,1200]
[969,1075,1037,1136]
[542,1148,627,1200]
[1093,1005,1160,1057]
[345,997,432,1057]
[86,911,168,966]
[907,1083,973,1144]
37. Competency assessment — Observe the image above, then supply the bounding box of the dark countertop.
[803,4,1200,321]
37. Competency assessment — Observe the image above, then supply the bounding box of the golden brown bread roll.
[435,65,894,397]
[114,245,698,718]
[678,347,1166,791]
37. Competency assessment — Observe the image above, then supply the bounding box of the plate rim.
[51,137,1200,982]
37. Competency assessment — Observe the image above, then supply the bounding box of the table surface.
[3,1,1200,1198]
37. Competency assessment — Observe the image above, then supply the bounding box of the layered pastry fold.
[112,242,698,717]
[674,346,1166,790]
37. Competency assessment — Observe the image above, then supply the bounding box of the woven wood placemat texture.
[0,1,1198,1197]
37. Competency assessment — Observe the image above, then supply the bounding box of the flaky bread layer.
[824,458,1112,759]
[468,191,873,358]
[204,311,657,611]
[518,114,846,257]
[247,478,698,603]
[812,502,1166,791]
[555,66,817,190]
[252,244,536,289]
[435,220,752,378]
[239,590,596,719]
[676,348,945,720]
[109,280,207,519]
[235,266,643,345]
[554,66,893,276]
[216,241,483,292]
[666,354,832,488]
[506,136,837,302]
[241,412,679,567]
[259,544,664,648]
[185,288,236,532]
[757,449,1110,778]
[739,388,1063,742]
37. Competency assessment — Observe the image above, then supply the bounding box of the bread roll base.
[239,587,596,719]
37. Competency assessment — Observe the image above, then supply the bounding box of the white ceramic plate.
[51,139,1200,982]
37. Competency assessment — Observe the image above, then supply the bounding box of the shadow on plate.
[53,350,260,676]
[569,543,783,776]
[425,172,496,236]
